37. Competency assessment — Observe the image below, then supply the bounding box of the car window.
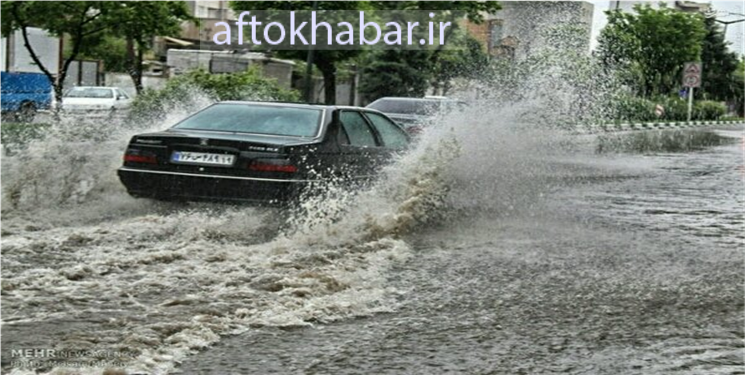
[364,112,408,149]
[64,87,114,99]
[339,111,377,147]
[173,103,322,137]
[367,99,439,116]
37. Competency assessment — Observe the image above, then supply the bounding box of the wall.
[104,73,168,97]
[1,28,60,73]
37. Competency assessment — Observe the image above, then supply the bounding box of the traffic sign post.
[683,62,702,122]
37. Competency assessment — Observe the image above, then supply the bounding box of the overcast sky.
[588,0,745,55]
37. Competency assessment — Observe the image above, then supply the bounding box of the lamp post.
[704,10,745,34]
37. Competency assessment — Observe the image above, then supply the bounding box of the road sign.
[655,104,665,117]
[683,62,702,88]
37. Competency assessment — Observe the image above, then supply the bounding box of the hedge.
[610,95,727,122]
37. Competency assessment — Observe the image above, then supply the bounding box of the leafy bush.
[610,96,656,122]
[127,68,300,127]
[654,96,688,121]
[693,100,726,120]
[609,95,727,122]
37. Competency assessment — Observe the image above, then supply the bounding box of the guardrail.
[575,120,744,134]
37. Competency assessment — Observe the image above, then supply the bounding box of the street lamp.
[704,10,745,34]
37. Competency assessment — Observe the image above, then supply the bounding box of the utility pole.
[303,1,318,103]
[687,86,694,122]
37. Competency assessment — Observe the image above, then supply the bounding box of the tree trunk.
[125,36,141,94]
[317,61,336,105]
[134,41,144,94]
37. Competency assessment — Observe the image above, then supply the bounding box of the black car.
[117,101,410,203]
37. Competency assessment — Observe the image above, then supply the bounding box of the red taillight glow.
[124,154,157,164]
[248,162,298,173]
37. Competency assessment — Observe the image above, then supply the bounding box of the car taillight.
[124,154,157,164]
[248,161,298,173]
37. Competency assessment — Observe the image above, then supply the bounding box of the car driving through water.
[60,86,132,115]
[118,101,410,203]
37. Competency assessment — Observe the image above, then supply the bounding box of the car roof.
[373,97,435,101]
[369,97,463,103]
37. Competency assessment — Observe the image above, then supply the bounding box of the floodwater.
[1,122,743,374]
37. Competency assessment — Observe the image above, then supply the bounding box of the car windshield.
[367,99,441,116]
[64,87,114,98]
[173,103,323,137]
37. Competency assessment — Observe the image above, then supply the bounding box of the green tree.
[733,59,744,117]
[107,1,195,93]
[1,1,114,103]
[358,1,498,101]
[359,32,488,101]
[597,4,707,96]
[1,1,195,101]
[430,33,488,95]
[230,1,371,104]
[230,1,499,104]
[359,50,433,100]
[76,35,128,73]
[699,16,740,101]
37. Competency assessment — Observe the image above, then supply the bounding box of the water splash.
[0,6,638,373]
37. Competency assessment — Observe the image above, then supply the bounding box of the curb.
[578,120,744,134]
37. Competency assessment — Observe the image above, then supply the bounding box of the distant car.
[61,86,132,114]
[118,101,410,203]
[1,72,53,122]
[365,97,468,134]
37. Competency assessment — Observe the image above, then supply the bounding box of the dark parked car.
[118,101,410,203]
[365,96,467,134]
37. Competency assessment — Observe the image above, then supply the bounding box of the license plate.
[171,151,235,166]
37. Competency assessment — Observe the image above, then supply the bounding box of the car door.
[113,89,132,109]
[362,111,410,158]
[337,109,384,179]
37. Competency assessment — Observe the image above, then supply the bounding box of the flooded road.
[177,128,744,374]
[1,126,743,374]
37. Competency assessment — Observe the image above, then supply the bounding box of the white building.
[607,1,710,13]
[187,0,234,21]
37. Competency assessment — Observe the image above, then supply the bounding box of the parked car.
[60,86,132,114]
[1,72,53,122]
[365,96,468,134]
[118,101,410,203]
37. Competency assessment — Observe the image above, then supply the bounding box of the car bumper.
[117,167,309,203]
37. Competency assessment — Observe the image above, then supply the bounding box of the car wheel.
[17,102,36,123]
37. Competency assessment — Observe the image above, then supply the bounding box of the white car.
[61,86,132,114]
